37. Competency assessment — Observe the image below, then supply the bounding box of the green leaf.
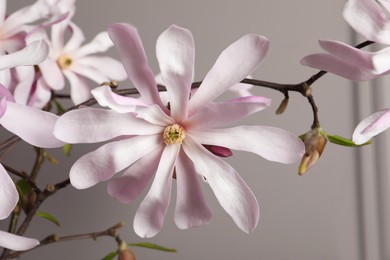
[326,134,372,147]
[101,251,118,260]
[36,212,61,227]
[62,144,72,157]
[16,179,32,196]
[128,242,177,252]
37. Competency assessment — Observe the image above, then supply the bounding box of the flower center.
[163,124,185,145]
[57,55,73,69]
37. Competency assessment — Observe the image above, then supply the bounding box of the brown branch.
[3,222,125,259]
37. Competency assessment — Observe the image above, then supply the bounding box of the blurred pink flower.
[13,9,126,108]
[54,23,305,237]
[353,108,390,144]
[301,0,390,81]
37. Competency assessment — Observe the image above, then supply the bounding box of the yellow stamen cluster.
[163,124,186,145]
[57,55,73,69]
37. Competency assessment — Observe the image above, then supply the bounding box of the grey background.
[2,0,384,259]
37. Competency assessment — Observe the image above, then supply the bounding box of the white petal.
[71,31,113,58]
[190,126,305,164]
[70,135,162,189]
[189,34,269,115]
[0,102,64,148]
[107,146,164,203]
[353,108,390,144]
[156,25,194,122]
[182,135,259,233]
[92,85,146,113]
[0,164,18,220]
[185,96,271,129]
[63,70,92,105]
[76,56,127,81]
[134,144,179,238]
[0,40,49,71]
[0,231,39,251]
[54,107,164,143]
[174,149,213,229]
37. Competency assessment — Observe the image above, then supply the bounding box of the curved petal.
[107,23,166,110]
[63,70,92,105]
[76,56,127,81]
[107,146,164,203]
[185,96,271,129]
[0,84,15,102]
[39,58,65,90]
[174,149,213,229]
[343,0,390,44]
[12,66,34,106]
[71,31,113,58]
[28,77,52,109]
[92,85,147,113]
[0,231,39,251]
[62,22,85,53]
[0,102,64,148]
[70,135,162,189]
[301,53,378,81]
[229,81,254,97]
[190,126,305,164]
[134,105,175,126]
[182,135,259,233]
[318,40,377,72]
[133,144,179,238]
[156,25,194,122]
[189,34,269,115]
[54,107,164,143]
[353,108,390,144]
[0,164,18,219]
[0,40,49,71]
[69,62,108,84]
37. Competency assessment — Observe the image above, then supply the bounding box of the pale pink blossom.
[17,11,127,108]
[54,23,305,237]
[352,108,390,144]
[301,0,390,81]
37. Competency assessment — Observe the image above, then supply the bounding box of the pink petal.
[70,135,162,189]
[156,25,194,122]
[185,96,271,129]
[69,62,108,84]
[343,0,390,44]
[353,108,390,144]
[12,66,35,106]
[134,105,175,126]
[0,84,15,102]
[63,70,92,105]
[301,53,378,81]
[174,149,213,229]
[76,56,127,81]
[0,231,39,251]
[0,40,49,71]
[62,22,85,53]
[107,23,166,110]
[28,77,52,109]
[189,34,269,115]
[107,146,164,203]
[0,97,7,118]
[92,85,147,113]
[190,126,305,164]
[182,135,259,233]
[229,82,254,97]
[39,58,65,90]
[71,31,113,58]
[133,144,179,238]
[54,107,164,143]
[0,102,64,148]
[0,164,18,219]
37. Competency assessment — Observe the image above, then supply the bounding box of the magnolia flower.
[352,109,390,144]
[54,23,305,237]
[301,0,390,80]
[17,11,127,108]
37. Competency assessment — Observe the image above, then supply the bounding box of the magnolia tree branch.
[2,222,125,259]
